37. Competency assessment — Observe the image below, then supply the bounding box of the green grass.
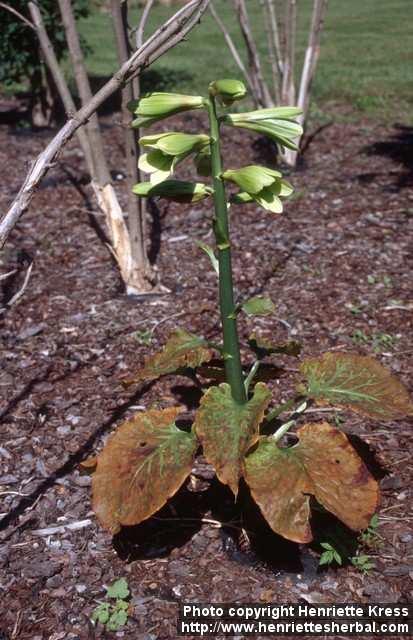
[76,0,413,122]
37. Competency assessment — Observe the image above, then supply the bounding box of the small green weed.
[319,542,342,567]
[351,554,375,574]
[91,578,130,632]
[133,328,153,346]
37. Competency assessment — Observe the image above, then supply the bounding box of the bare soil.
[0,106,412,640]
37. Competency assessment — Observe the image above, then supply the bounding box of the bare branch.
[111,0,154,289]
[232,0,273,107]
[264,0,283,76]
[297,0,328,117]
[259,0,279,103]
[0,0,210,250]
[0,262,33,314]
[0,2,35,30]
[281,0,297,105]
[209,3,255,96]
[136,0,156,48]
[27,2,95,175]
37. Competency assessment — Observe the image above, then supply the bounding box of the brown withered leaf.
[123,328,212,386]
[245,421,379,543]
[300,352,413,420]
[79,456,98,474]
[248,333,301,357]
[92,407,197,533]
[194,382,271,496]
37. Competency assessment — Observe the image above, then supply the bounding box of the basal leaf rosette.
[222,106,303,150]
[300,352,413,420]
[92,407,198,533]
[138,133,210,184]
[133,180,213,204]
[194,382,271,496]
[224,165,293,213]
[245,421,379,543]
[123,328,213,386]
[130,92,204,128]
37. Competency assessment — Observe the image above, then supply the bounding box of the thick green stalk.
[207,95,246,404]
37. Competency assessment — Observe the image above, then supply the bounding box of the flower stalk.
[207,94,246,404]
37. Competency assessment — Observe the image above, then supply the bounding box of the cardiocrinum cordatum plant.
[88,80,413,545]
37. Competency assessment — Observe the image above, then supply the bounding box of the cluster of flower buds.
[129,80,302,209]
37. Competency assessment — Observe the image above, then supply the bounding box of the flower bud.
[130,93,204,127]
[133,180,213,204]
[209,79,247,105]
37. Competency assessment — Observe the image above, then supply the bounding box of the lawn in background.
[77,0,413,123]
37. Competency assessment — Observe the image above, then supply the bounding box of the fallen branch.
[0,0,210,250]
[0,262,33,314]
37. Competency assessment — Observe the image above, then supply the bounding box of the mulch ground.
[0,104,412,640]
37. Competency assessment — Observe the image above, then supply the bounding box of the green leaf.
[91,602,110,624]
[107,609,128,631]
[124,328,213,386]
[106,578,129,600]
[241,296,275,317]
[248,334,301,357]
[300,352,413,420]
[197,241,219,276]
[223,165,281,194]
[194,382,271,496]
[130,92,204,126]
[132,180,213,203]
[92,407,198,533]
[209,79,247,105]
[244,421,379,543]
[140,132,209,156]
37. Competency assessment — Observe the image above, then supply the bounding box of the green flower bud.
[222,108,303,150]
[223,165,281,194]
[209,79,247,105]
[132,180,213,204]
[130,92,204,127]
[139,132,210,156]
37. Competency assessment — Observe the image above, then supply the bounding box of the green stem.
[265,396,304,424]
[207,95,246,404]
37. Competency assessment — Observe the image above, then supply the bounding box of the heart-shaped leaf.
[124,329,213,386]
[300,352,413,420]
[92,407,197,533]
[245,421,379,543]
[194,382,271,496]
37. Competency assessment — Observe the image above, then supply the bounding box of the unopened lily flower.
[223,165,293,213]
[132,179,213,204]
[129,92,204,127]
[222,107,303,150]
[138,133,210,184]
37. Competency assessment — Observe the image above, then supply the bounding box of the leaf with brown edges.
[123,328,212,386]
[245,421,379,543]
[300,352,413,420]
[92,407,197,533]
[194,382,271,496]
